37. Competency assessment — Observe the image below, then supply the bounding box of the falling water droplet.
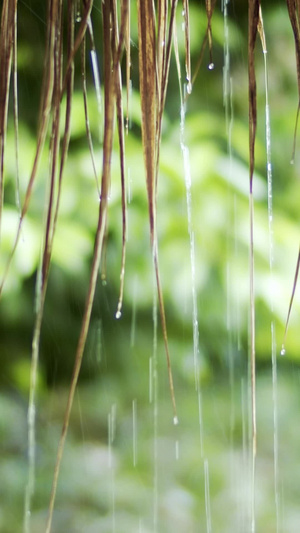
[290,158,294,165]
[115,310,122,320]
[208,62,215,71]
[280,345,286,356]
[173,415,179,426]
[186,81,192,95]
[76,13,81,23]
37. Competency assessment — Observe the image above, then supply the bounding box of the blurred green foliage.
[1,2,300,531]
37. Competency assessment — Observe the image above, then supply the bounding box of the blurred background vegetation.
[1,1,300,532]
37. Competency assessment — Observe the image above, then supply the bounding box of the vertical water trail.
[24,398,35,533]
[180,96,203,456]
[181,83,222,532]
[204,459,212,533]
[241,378,248,531]
[223,0,233,377]
[149,356,153,404]
[249,252,256,533]
[271,323,279,532]
[139,517,143,533]
[151,270,158,532]
[126,79,133,135]
[181,97,198,390]
[175,439,179,461]
[90,48,102,142]
[224,5,238,364]
[132,398,137,467]
[246,360,255,532]
[261,27,280,531]
[24,257,43,533]
[223,0,234,214]
[96,318,102,366]
[108,404,116,533]
[223,0,235,367]
[130,277,137,348]
[233,195,242,353]
[248,4,261,529]
[223,2,240,517]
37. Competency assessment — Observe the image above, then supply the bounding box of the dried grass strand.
[45,2,128,529]
[137,0,178,421]
[0,0,17,234]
